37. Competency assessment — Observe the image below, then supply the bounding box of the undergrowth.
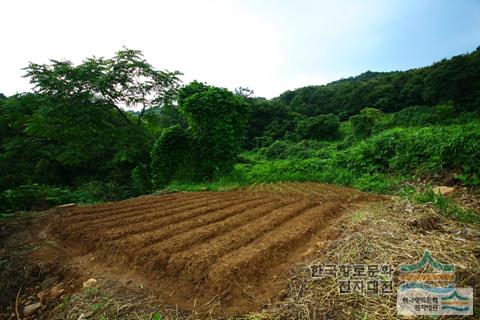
[401,188,480,225]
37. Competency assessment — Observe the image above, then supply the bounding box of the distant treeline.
[244,47,480,147]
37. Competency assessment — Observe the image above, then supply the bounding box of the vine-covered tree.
[150,125,195,187]
[180,82,249,180]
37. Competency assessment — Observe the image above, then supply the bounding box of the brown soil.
[1,183,383,317]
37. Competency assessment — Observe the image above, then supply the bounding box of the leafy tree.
[0,93,153,190]
[243,98,289,148]
[178,80,209,106]
[350,114,375,138]
[360,107,383,120]
[296,114,340,140]
[142,104,186,137]
[0,94,46,188]
[150,125,195,187]
[180,83,249,180]
[259,48,480,126]
[24,48,182,124]
[234,87,255,98]
[131,164,152,195]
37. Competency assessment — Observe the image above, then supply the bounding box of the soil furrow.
[62,191,215,222]
[293,182,329,198]
[65,193,246,239]
[282,182,315,197]
[208,202,341,289]
[64,192,201,216]
[64,193,180,216]
[49,182,380,314]
[107,197,274,255]
[136,199,295,269]
[84,194,261,244]
[162,199,318,278]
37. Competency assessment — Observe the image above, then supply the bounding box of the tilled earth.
[48,182,380,314]
[2,182,479,319]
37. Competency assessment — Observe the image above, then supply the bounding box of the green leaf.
[152,312,162,320]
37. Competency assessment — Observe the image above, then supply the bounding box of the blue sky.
[1,0,479,98]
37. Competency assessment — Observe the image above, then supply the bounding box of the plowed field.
[52,183,380,314]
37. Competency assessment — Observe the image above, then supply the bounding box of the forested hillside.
[245,47,480,146]
[1,47,479,215]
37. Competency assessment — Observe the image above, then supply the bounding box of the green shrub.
[350,114,375,138]
[0,184,76,213]
[388,105,454,127]
[295,114,340,140]
[0,180,138,214]
[131,165,152,195]
[73,181,132,202]
[150,125,196,188]
[261,139,334,160]
[263,141,291,160]
[337,124,480,177]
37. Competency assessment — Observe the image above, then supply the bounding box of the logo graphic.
[396,250,473,316]
[398,249,455,282]
[441,290,472,313]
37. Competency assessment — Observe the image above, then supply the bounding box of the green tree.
[150,125,195,187]
[350,114,375,138]
[131,164,152,195]
[0,94,46,188]
[360,107,383,120]
[180,83,249,180]
[295,114,340,140]
[24,48,182,124]
[0,93,153,190]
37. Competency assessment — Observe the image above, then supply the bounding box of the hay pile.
[251,198,480,320]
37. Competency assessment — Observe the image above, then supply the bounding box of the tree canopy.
[24,48,182,124]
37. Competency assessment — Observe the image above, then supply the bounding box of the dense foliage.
[150,82,249,187]
[338,124,480,179]
[150,125,195,187]
[1,93,153,187]
[295,114,340,140]
[180,83,249,179]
